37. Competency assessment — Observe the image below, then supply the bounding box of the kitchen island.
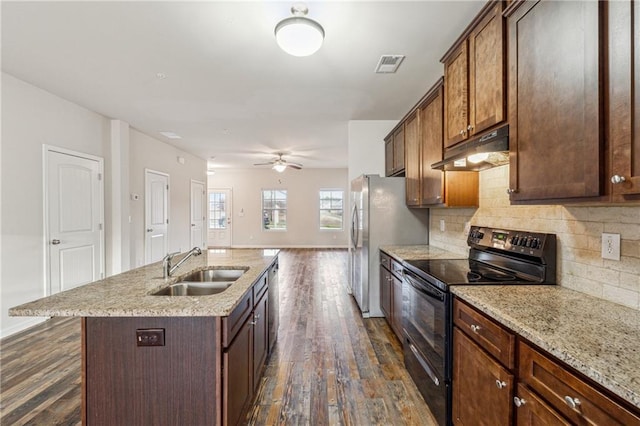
[10,248,279,426]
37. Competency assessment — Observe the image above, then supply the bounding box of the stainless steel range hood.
[431,124,509,171]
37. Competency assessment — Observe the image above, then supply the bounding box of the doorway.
[190,180,206,250]
[45,147,104,295]
[208,189,232,247]
[145,169,169,264]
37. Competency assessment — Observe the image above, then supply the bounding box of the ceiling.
[2,1,484,170]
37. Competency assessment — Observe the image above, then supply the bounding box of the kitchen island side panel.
[84,317,218,425]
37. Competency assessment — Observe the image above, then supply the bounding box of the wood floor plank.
[1,249,437,425]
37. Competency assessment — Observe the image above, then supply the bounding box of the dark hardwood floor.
[1,249,436,425]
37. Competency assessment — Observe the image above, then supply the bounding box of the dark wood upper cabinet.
[443,1,506,149]
[384,127,405,177]
[418,79,479,207]
[384,135,394,177]
[609,0,640,201]
[404,111,420,205]
[506,0,604,202]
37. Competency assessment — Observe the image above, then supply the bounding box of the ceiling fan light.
[274,6,324,57]
[273,163,287,173]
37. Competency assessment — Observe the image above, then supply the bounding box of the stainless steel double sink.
[153,268,247,296]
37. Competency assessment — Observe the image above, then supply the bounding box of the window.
[262,189,287,230]
[319,190,343,230]
[209,191,227,229]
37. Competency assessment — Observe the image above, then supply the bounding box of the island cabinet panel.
[267,259,279,354]
[507,0,604,202]
[223,318,252,426]
[252,292,268,393]
[84,317,218,426]
[222,287,253,347]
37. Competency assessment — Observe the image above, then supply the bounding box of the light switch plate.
[601,233,621,261]
[439,219,446,232]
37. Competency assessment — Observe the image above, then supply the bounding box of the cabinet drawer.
[390,259,403,279]
[514,383,571,425]
[453,298,515,369]
[380,251,391,270]
[222,289,253,348]
[253,271,268,305]
[519,341,640,426]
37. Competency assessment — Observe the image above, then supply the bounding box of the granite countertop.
[379,245,466,262]
[10,248,279,318]
[451,285,640,410]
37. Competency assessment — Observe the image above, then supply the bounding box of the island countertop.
[452,285,640,410]
[9,248,279,318]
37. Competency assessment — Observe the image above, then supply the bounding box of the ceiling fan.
[253,153,303,172]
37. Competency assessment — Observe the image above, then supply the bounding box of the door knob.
[146,228,154,232]
[191,224,195,227]
[51,239,61,245]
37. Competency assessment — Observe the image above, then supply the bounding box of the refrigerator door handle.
[351,205,358,247]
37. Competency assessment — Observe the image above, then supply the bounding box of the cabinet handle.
[564,396,581,409]
[506,188,518,194]
[467,125,474,131]
[611,175,626,184]
[514,397,526,407]
[470,324,481,333]
[495,380,507,389]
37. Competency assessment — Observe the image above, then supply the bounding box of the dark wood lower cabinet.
[452,328,514,425]
[391,274,403,338]
[252,293,268,393]
[514,383,570,426]
[84,317,218,426]
[379,265,392,319]
[224,318,252,426]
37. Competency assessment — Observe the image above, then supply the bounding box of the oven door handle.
[403,271,445,302]
[408,342,440,387]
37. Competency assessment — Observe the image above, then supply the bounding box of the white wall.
[1,74,206,337]
[1,73,110,337]
[347,120,397,182]
[208,168,349,247]
[129,130,206,268]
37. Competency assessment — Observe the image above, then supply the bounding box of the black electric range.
[401,226,557,426]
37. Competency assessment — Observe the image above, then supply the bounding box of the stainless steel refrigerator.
[348,174,429,317]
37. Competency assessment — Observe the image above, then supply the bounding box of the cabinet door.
[253,292,268,393]
[444,41,469,148]
[469,2,505,136]
[508,1,603,201]
[393,126,405,173]
[514,383,571,426]
[420,82,445,205]
[391,274,403,339]
[385,136,394,177]
[224,319,252,426]
[267,260,279,354]
[609,0,640,199]
[379,266,392,319]
[452,328,514,426]
[404,113,421,206]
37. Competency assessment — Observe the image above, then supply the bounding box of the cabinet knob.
[506,188,518,194]
[495,380,507,389]
[459,130,465,136]
[514,397,526,407]
[611,175,626,184]
[564,396,581,409]
[470,324,481,333]
[467,125,474,131]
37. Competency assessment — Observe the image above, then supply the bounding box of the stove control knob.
[512,236,520,246]
[525,238,533,248]
[530,239,539,249]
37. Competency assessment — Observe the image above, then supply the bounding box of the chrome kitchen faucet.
[162,247,202,278]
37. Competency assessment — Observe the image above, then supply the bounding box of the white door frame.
[144,168,170,264]
[43,145,105,296]
[190,179,206,249]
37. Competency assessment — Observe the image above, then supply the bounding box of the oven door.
[402,269,448,425]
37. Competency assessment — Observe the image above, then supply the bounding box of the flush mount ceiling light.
[274,4,324,57]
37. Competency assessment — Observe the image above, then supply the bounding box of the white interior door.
[46,148,104,294]
[145,169,169,264]
[190,180,206,250]
[208,189,232,247]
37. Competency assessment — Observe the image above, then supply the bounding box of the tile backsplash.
[429,165,640,310]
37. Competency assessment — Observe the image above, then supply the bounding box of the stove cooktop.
[403,258,543,288]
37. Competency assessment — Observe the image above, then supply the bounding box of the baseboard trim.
[1,317,49,339]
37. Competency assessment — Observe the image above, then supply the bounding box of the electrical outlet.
[601,233,621,261]
[439,219,446,232]
[136,328,165,346]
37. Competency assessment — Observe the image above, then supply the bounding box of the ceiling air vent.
[374,55,405,73]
